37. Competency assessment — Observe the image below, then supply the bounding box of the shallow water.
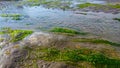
[0,1,120,43]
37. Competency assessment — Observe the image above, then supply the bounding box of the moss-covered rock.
[0,28,33,42]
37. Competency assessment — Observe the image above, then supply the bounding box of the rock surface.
[0,32,120,68]
[0,32,70,68]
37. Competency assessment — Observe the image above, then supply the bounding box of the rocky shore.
[0,0,120,68]
[0,31,120,68]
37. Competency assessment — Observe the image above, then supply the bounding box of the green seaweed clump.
[50,27,87,35]
[0,28,33,42]
[24,47,120,67]
[77,3,120,9]
[108,4,120,9]
[72,38,120,46]
[113,18,120,22]
[0,14,21,20]
[77,3,101,8]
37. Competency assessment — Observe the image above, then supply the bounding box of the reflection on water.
[89,1,106,4]
[23,6,71,20]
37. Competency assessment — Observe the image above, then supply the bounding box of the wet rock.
[23,32,68,48]
[0,42,27,68]
[37,60,75,68]
[0,32,69,68]
[0,31,120,68]
[23,32,51,46]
